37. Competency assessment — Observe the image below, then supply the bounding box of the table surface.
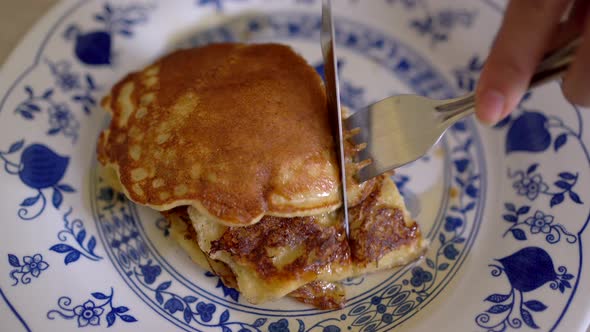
[0,0,57,66]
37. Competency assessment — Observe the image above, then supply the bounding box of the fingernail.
[477,89,505,125]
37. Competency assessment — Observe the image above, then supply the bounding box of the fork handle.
[436,36,581,124]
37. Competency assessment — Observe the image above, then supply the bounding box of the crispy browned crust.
[210,214,350,281]
[349,180,420,265]
[288,280,346,310]
[98,43,344,225]
[210,175,421,280]
[163,208,348,308]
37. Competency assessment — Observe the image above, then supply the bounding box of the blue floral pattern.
[14,86,80,142]
[508,164,583,207]
[0,140,75,220]
[476,248,575,331]
[64,3,152,66]
[502,203,577,244]
[49,207,102,264]
[8,253,49,286]
[47,288,137,328]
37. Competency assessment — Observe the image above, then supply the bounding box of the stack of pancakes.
[97,43,426,309]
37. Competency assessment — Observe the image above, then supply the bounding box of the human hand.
[475,0,590,125]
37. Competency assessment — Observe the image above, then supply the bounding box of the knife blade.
[321,0,349,238]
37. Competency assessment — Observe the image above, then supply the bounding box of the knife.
[321,0,349,238]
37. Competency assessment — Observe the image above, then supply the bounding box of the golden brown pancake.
[98,43,351,226]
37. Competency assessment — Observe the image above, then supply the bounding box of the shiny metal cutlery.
[321,0,349,237]
[346,37,581,183]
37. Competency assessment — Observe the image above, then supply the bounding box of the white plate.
[1,1,589,331]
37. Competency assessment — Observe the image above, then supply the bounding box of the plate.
[1,1,589,331]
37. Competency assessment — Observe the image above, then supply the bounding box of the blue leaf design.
[253,318,267,327]
[554,134,567,151]
[554,181,572,190]
[452,122,466,131]
[88,237,97,253]
[50,244,74,253]
[517,206,530,215]
[558,172,575,180]
[106,311,116,327]
[95,14,105,22]
[92,292,108,300]
[183,307,192,324]
[183,296,198,303]
[561,280,571,288]
[42,89,54,99]
[527,164,539,175]
[57,184,75,192]
[115,306,129,313]
[219,309,229,324]
[484,293,510,303]
[8,140,24,153]
[426,258,435,269]
[76,230,86,243]
[487,304,510,314]
[562,273,574,280]
[569,191,582,204]
[503,214,517,223]
[511,228,527,241]
[524,300,547,312]
[521,308,539,328]
[222,327,232,332]
[8,254,20,267]
[20,195,40,207]
[438,233,446,245]
[119,315,137,323]
[52,189,63,208]
[19,110,34,119]
[463,202,476,212]
[438,263,449,270]
[25,86,33,97]
[64,250,81,265]
[47,128,61,135]
[156,292,164,305]
[157,281,171,291]
[505,203,516,212]
[550,193,565,207]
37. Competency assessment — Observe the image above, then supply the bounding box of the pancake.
[97,42,427,309]
[188,175,425,304]
[164,207,346,309]
[98,43,357,226]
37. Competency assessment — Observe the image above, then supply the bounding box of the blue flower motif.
[140,260,162,284]
[513,174,548,200]
[9,253,49,285]
[443,244,459,260]
[444,217,463,232]
[48,103,79,139]
[525,211,554,234]
[21,254,49,277]
[73,300,104,327]
[268,318,289,332]
[47,60,80,91]
[410,267,432,287]
[195,302,216,322]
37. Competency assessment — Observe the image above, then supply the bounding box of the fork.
[346,37,581,183]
